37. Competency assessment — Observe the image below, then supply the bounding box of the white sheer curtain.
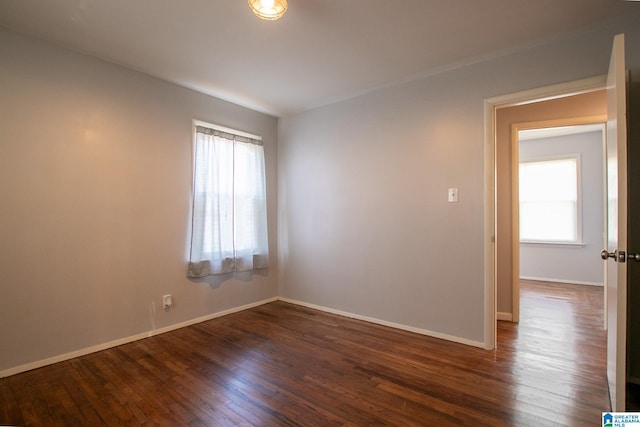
[188,125,269,277]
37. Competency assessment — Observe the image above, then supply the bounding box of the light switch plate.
[448,188,459,203]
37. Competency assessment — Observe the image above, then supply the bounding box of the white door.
[604,33,628,412]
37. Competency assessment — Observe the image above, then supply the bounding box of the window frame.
[187,120,269,277]
[518,153,583,246]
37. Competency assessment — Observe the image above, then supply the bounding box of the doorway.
[494,87,607,325]
[514,122,607,322]
[482,76,607,350]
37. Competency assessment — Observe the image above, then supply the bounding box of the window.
[519,155,581,244]
[188,122,269,277]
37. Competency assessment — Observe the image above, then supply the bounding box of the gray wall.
[278,10,640,346]
[519,130,605,285]
[0,29,279,373]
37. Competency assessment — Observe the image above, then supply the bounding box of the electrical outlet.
[162,294,172,310]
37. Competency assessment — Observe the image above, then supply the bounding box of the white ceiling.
[0,0,636,117]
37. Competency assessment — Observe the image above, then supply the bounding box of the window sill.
[520,241,586,248]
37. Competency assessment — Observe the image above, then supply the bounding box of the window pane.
[519,157,578,242]
[519,159,576,202]
[520,201,576,241]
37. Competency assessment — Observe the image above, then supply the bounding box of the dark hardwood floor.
[0,280,608,426]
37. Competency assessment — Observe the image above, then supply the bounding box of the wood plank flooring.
[0,280,608,426]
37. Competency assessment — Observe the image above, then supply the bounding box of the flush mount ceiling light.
[248,0,287,20]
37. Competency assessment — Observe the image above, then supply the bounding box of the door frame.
[510,117,607,323]
[483,75,607,350]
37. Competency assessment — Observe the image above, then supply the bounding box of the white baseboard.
[0,297,278,378]
[3,295,489,378]
[497,312,513,321]
[277,297,485,349]
[520,276,603,286]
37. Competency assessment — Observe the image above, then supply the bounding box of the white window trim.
[520,241,586,247]
[518,153,583,245]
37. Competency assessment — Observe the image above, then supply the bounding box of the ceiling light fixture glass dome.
[248,0,288,20]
